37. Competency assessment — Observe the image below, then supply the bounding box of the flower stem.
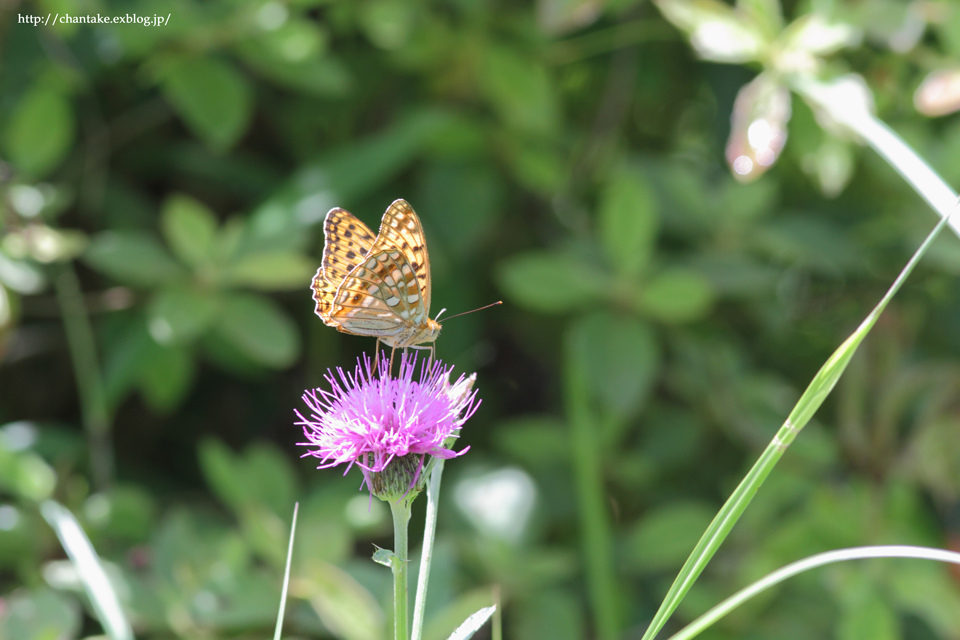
[389,496,413,640]
[54,263,113,490]
[411,460,444,640]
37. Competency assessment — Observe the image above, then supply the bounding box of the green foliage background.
[3,0,960,638]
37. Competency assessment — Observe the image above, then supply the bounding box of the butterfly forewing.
[312,208,377,325]
[374,200,432,314]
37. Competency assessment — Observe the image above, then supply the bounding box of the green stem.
[564,326,621,640]
[669,545,960,640]
[54,263,112,490]
[411,460,443,640]
[389,497,413,640]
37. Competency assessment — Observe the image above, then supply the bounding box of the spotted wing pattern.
[312,208,378,324]
[311,199,440,349]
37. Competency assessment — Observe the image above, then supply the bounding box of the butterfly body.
[312,199,441,349]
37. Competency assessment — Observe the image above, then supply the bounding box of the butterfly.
[312,199,442,350]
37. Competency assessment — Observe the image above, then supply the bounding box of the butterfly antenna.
[440,301,503,322]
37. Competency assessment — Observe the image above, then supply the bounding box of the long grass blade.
[641,205,957,640]
[41,500,133,640]
[273,501,300,640]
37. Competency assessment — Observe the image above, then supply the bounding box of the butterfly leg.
[374,340,382,374]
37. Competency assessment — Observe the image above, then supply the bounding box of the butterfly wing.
[312,208,378,325]
[374,199,432,315]
[327,248,425,340]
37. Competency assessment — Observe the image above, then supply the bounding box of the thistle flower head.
[296,353,479,500]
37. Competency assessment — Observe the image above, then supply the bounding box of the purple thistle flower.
[296,353,479,499]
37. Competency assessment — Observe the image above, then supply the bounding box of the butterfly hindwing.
[330,246,426,337]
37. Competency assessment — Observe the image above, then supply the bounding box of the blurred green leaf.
[513,589,584,640]
[636,268,713,323]
[481,46,560,136]
[160,56,253,150]
[245,443,298,516]
[497,251,605,313]
[887,560,960,635]
[200,440,297,519]
[626,502,716,571]
[160,194,219,268]
[599,167,658,277]
[569,312,660,419]
[248,108,452,250]
[84,485,157,542]
[836,577,898,640]
[0,588,80,640]
[494,416,569,469]
[211,293,299,368]
[199,439,248,512]
[419,161,504,252]
[359,0,416,49]
[300,559,384,640]
[84,232,184,286]
[137,343,195,412]
[423,590,497,640]
[0,445,56,501]
[736,0,783,37]
[225,251,316,290]
[2,86,75,177]
[147,286,219,345]
[0,251,45,294]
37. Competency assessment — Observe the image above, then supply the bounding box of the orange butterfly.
[312,199,441,350]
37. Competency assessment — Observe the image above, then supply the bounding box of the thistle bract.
[296,353,479,500]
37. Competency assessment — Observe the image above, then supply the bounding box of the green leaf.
[446,605,497,640]
[247,108,451,251]
[569,312,660,419]
[160,56,253,150]
[84,485,156,542]
[147,287,219,345]
[0,588,80,640]
[736,0,783,37]
[836,580,898,640]
[212,293,300,368]
[599,167,658,277]
[160,194,219,267]
[3,86,75,177]
[198,438,247,511]
[496,251,605,313]
[225,251,316,290]
[137,344,195,413]
[245,443,298,516]
[371,546,397,568]
[480,46,560,136]
[301,559,384,640]
[887,561,960,635]
[626,502,716,571]
[84,231,184,286]
[637,268,713,323]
